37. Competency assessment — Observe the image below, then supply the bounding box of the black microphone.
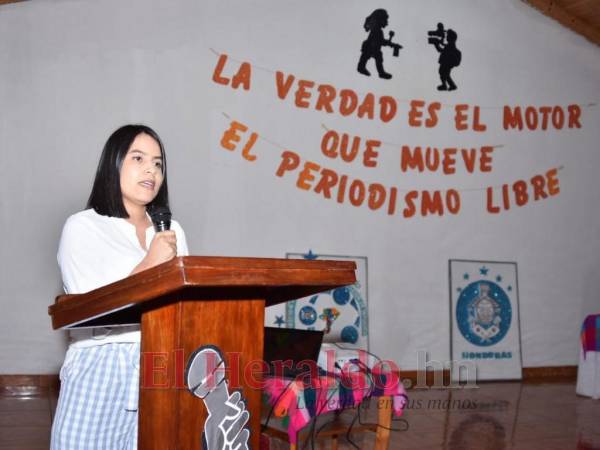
[149,206,172,232]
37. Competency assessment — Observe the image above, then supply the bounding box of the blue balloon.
[341,326,359,344]
[333,287,350,305]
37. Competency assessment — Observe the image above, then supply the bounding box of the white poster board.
[449,260,523,381]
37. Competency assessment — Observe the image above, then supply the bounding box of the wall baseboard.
[397,365,577,389]
[0,375,60,396]
[0,365,578,395]
[522,365,578,382]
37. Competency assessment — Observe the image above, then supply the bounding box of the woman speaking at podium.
[51,125,189,450]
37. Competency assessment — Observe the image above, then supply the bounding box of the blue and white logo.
[456,281,511,346]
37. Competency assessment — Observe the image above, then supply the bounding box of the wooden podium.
[48,256,356,450]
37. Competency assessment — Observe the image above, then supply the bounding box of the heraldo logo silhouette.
[357,9,402,80]
[427,22,462,91]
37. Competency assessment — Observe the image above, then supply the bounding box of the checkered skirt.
[51,343,140,450]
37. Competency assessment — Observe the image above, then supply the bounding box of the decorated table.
[261,368,407,449]
[576,314,600,399]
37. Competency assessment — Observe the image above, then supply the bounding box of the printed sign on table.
[264,250,369,349]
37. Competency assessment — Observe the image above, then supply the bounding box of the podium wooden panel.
[49,256,356,450]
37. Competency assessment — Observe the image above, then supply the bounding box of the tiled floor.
[1,382,599,449]
[0,392,55,449]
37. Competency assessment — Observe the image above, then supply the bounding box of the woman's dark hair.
[86,124,169,218]
[364,9,388,31]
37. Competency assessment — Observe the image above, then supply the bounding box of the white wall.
[1,0,599,373]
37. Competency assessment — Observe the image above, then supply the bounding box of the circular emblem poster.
[450,260,522,381]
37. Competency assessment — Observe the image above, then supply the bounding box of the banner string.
[319,124,505,151]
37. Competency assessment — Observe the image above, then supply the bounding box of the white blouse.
[57,208,189,347]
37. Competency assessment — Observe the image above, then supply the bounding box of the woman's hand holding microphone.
[130,231,177,275]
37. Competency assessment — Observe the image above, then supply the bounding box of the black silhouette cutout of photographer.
[357,9,402,80]
[428,22,461,91]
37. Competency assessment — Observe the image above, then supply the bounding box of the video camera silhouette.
[428,22,446,46]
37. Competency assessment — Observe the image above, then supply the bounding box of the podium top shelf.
[48,256,357,330]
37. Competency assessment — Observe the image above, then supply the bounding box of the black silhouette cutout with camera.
[427,22,462,91]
